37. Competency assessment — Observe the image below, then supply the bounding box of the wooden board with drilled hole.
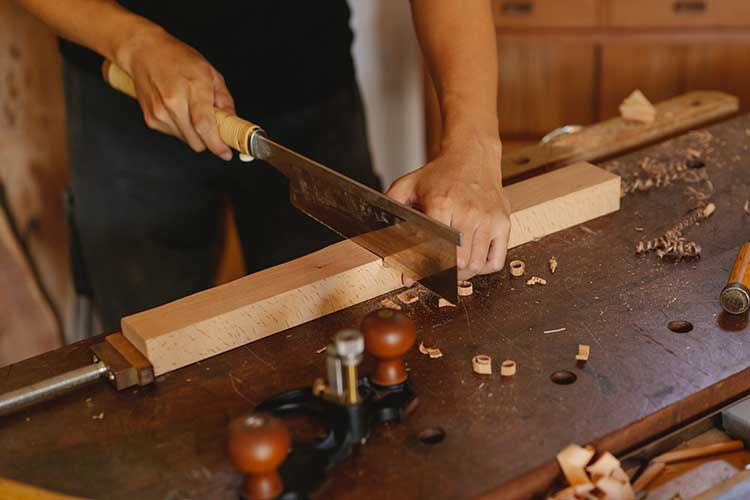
[4,116,750,500]
[502,91,738,182]
[121,162,619,376]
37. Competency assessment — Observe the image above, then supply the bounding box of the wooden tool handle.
[101,60,263,157]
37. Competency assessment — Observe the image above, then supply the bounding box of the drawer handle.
[673,1,706,14]
[502,1,534,15]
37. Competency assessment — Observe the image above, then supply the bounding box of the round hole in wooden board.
[668,320,693,333]
[418,427,446,445]
[550,370,577,385]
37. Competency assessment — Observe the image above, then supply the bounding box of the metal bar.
[0,361,108,417]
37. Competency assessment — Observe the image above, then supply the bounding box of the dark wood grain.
[2,116,750,500]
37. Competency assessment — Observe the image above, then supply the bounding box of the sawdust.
[636,203,715,259]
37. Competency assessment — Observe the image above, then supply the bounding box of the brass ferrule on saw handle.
[101,60,265,158]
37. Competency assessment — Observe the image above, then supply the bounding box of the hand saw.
[102,62,462,302]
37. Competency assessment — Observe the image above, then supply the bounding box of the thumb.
[385,173,418,206]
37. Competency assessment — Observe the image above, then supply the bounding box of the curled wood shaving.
[556,444,595,487]
[635,203,715,260]
[622,158,709,196]
[576,344,590,362]
[457,280,474,296]
[380,298,401,310]
[438,298,456,308]
[509,259,526,277]
[549,256,558,274]
[472,355,492,375]
[418,341,443,359]
[526,276,547,286]
[585,452,619,482]
[500,360,516,377]
[396,289,419,304]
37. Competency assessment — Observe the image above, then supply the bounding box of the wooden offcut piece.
[502,91,738,182]
[619,89,656,124]
[123,162,620,375]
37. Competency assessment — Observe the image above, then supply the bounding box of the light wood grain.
[506,162,620,247]
[122,162,619,376]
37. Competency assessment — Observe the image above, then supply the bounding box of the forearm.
[410,0,500,148]
[13,0,162,71]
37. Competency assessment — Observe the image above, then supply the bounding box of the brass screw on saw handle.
[101,60,265,158]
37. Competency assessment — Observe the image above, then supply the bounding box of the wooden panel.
[503,91,739,182]
[122,162,619,376]
[497,38,596,136]
[607,0,750,28]
[600,44,750,119]
[494,0,600,29]
[0,208,60,366]
[0,1,74,339]
[506,163,619,247]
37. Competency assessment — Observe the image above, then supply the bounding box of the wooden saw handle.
[101,60,263,157]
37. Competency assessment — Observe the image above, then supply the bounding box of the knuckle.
[143,113,160,130]
[193,118,214,136]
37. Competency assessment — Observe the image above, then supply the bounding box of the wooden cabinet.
[428,0,750,154]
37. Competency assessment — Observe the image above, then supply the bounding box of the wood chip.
[556,444,595,487]
[396,289,419,305]
[576,344,590,362]
[595,476,635,500]
[457,280,473,296]
[586,452,620,481]
[380,298,401,310]
[316,346,327,354]
[619,89,656,124]
[418,341,443,359]
[92,412,104,420]
[634,226,644,232]
[526,276,547,286]
[580,225,596,235]
[509,259,526,277]
[500,360,516,377]
[549,256,558,274]
[744,200,750,215]
[438,298,456,308]
[544,327,567,334]
[472,354,492,375]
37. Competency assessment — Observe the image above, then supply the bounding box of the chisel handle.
[101,60,264,158]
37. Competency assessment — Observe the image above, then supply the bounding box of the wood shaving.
[635,202,715,260]
[526,276,547,286]
[576,344,590,362]
[418,341,443,359]
[549,256,558,274]
[580,226,596,235]
[744,200,750,215]
[438,298,456,308]
[472,355,492,375]
[380,298,401,310]
[619,89,655,124]
[92,412,104,420]
[457,280,473,296]
[622,158,709,195]
[556,444,595,487]
[509,259,526,277]
[553,444,636,500]
[544,327,567,334]
[634,227,644,232]
[316,346,327,354]
[396,289,419,305]
[500,360,516,377]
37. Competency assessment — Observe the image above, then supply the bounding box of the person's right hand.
[115,27,236,160]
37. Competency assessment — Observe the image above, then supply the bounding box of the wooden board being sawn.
[122,162,620,375]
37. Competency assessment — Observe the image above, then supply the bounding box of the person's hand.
[115,27,235,160]
[386,135,511,281]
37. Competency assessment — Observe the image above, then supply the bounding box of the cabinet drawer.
[494,0,600,28]
[608,0,750,28]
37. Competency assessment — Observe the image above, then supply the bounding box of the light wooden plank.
[122,162,620,375]
[506,162,620,248]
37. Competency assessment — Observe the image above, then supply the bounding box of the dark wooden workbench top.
[2,116,750,500]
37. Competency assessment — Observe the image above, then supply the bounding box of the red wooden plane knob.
[226,413,290,500]
[362,308,416,386]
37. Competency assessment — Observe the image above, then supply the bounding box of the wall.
[348,0,426,187]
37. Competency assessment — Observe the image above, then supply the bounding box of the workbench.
[2,114,750,500]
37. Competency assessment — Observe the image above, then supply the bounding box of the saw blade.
[252,134,462,302]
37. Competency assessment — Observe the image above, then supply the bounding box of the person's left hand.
[386,135,511,281]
